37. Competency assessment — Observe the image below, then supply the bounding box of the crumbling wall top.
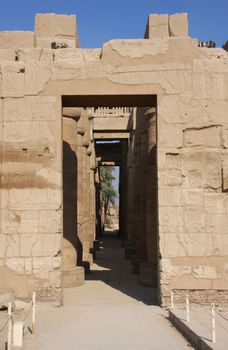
[145,13,188,39]
[35,13,79,49]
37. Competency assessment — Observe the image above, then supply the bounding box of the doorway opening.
[62,95,158,302]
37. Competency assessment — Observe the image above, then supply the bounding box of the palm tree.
[99,166,117,231]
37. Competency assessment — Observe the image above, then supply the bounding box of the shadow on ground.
[86,230,158,306]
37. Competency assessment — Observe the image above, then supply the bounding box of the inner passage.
[62,96,158,296]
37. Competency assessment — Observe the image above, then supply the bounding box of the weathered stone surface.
[19,234,61,257]
[158,122,183,148]
[63,267,84,288]
[222,157,228,191]
[183,151,222,190]
[4,96,57,121]
[102,39,169,59]
[81,49,101,62]
[169,13,188,37]
[159,207,183,227]
[146,14,169,39]
[222,127,228,148]
[1,62,25,97]
[18,48,53,62]
[160,233,226,257]
[93,117,130,131]
[158,188,182,206]
[109,69,192,94]
[0,49,17,61]
[193,266,219,279]
[0,289,15,309]
[25,62,52,95]
[193,58,228,100]
[35,14,78,48]
[53,49,84,63]
[0,31,34,49]
[184,126,221,148]
[0,11,227,306]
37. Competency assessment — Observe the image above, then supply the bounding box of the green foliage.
[100,166,117,217]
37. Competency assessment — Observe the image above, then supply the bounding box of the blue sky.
[0,0,227,47]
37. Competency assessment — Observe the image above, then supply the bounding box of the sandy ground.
[19,233,194,349]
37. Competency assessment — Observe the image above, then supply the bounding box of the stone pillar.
[146,108,157,264]
[76,110,85,264]
[138,110,148,261]
[133,116,141,258]
[95,169,102,239]
[62,110,84,287]
[139,107,158,287]
[81,110,93,265]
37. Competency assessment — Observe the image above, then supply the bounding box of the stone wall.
[157,55,228,305]
[0,91,62,299]
[0,12,227,305]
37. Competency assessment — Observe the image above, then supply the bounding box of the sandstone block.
[81,49,101,62]
[102,39,169,60]
[160,233,222,257]
[158,122,183,148]
[222,127,228,148]
[39,210,62,234]
[94,117,130,131]
[0,49,17,61]
[0,289,15,309]
[1,62,25,97]
[184,207,205,233]
[33,257,53,271]
[63,267,84,288]
[193,59,228,100]
[146,14,169,39]
[0,235,6,258]
[3,119,54,144]
[49,270,61,288]
[169,13,188,37]
[193,266,219,279]
[159,206,183,227]
[204,193,228,214]
[54,49,84,64]
[4,96,57,121]
[20,234,61,257]
[35,14,78,48]
[5,258,25,273]
[109,69,192,94]
[18,48,53,62]
[184,126,221,148]
[160,258,191,276]
[183,151,222,190]
[158,188,182,206]
[1,210,39,235]
[0,233,20,258]
[167,169,182,186]
[205,205,228,233]
[0,31,34,49]
[182,189,204,206]
[0,99,3,121]
[222,159,228,191]
[25,61,52,95]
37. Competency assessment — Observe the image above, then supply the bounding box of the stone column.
[139,107,158,287]
[81,109,94,266]
[138,109,148,261]
[62,109,84,287]
[76,109,85,264]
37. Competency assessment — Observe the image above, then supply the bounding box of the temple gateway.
[0,13,227,306]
